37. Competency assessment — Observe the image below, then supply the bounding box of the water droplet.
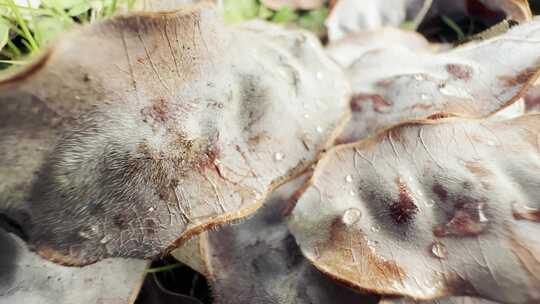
[414,74,425,81]
[100,234,113,244]
[349,190,356,196]
[370,224,380,232]
[274,152,285,161]
[148,207,155,212]
[316,71,324,80]
[74,95,81,100]
[367,239,379,249]
[512,202,540,222]
[342,208,362,226]
[316,126,323,133]
[433,202,489,237]
[79,231,92,239]
[438,83,473,99]
[345,175,353,183]
[430,242,448,259]
[439,85,452,96]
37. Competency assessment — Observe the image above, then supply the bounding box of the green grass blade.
[442,15,465,41]
[0,59,27,65]
[6,39,21,57]
[5,0,39,51]
[145,263,183,273]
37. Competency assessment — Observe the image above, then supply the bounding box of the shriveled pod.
[334,18,540,143]
[0,230,147,304]
[0,2,350,265]
[172,173,379,304]
[289,115,540,303]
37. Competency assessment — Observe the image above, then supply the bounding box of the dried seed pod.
[289,115,540,303]
[0,3,350,265]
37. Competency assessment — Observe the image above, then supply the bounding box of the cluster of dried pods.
[1,0,540,303]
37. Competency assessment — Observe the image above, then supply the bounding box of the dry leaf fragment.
[290,115,540,303]
[333,18,540,143]
[0,230,148,304]
[0,3,350,265]
[174,174,379,304]
[326,27,431,68]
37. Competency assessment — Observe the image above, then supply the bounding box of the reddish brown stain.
[446,64,473,80]
[350,93,393,113]
[350,94,365,112]
[247,132,270,147]
[141,98,170,124]
[315,219,406,290]
[524,87,540,112]
[198,146,221,172]
[432,183,448,202]
[372,95,393,113]
[388,177,418,224]
[427,113,453,120]
[433,200,489,237]
[464,161,493,178]
[411,103,432,110]
[512,202,540,222]
[498,66,538,87]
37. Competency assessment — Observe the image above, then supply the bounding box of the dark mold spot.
[388,177,418,225]
[432,183,448,202]
[113,213,129,229]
